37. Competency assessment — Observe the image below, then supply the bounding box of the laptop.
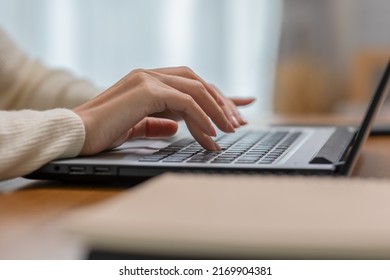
[28,59,390,182]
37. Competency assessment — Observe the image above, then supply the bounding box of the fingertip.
[169,121,179,134]
[207,138,220,151]
[238,113,248,125]
[242,98,256,104]
[204,138,218,151]
[231,97,256,106]
[231,116,240,128]
[224,122,235,133]
[210,125,217,137]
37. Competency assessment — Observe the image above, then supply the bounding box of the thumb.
[128,117,179,139]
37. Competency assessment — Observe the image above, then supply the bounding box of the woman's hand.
[73,66,255,155]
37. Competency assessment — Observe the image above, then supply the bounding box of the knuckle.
[224,98,233,107]
[193,80,206,93]
[129,68,142,74]
[130,69,150,83]
[180,66,195,76]
[181,94,196,108]
[129,68,143,77]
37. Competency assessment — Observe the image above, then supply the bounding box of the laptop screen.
[342,58,390,175]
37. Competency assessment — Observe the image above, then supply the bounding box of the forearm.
[11,61,100,110]
[0,109,85,180]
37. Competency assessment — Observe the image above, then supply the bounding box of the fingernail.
[239,114,248,125]
[205,138,217,151]
[214,142,221,151]
[209,125,217,137]
[226,122,235,133]
[231,116,240,128]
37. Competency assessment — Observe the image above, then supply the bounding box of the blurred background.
[0,0,389,120]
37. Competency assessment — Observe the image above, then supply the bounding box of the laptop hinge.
[310,127,355,164]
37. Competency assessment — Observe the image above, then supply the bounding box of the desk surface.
[1,121,390,259]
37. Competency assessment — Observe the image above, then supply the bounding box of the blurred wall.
[0,0,282,119]
[274,0,390,115]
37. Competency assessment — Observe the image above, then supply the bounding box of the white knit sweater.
[0,28,99,180]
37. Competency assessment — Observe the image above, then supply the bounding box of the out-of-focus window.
[0,0,282,118]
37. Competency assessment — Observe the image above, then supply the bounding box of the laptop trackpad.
[106,138,177,160]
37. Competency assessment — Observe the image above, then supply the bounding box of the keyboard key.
[139,157,164,162]
[258,161,273,164]
[211,159,235,163]
[162,158,187,163]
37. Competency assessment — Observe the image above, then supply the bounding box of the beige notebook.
[63,174,390,259]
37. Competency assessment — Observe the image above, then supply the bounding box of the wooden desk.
[1,132,390,259]
[0,183,121,259]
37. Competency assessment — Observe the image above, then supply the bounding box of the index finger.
[153,66,225,106]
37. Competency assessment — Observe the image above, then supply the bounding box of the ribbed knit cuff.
[0,109,86,180]
[56,109,86,158]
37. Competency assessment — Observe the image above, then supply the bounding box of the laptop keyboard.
[138,131,301,165]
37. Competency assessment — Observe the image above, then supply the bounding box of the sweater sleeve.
[0,27,100,110]
[0,109,85,180]
[0,27,100,180]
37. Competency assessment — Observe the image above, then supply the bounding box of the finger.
[210,84,256,108]
[184,118,220,151]
[211,83,255,125]
[150,111,181,121]
[152,66,225,106]
[209,84,246,127]
[221,99,241,128]
[229,98,255,124]
[230,97,256,106]
[162,88,217,137]
[145,70,235,133]
[226,99,248,126]
[128,117,178,139]
[104,118,178,151]
[127,72,218,138]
